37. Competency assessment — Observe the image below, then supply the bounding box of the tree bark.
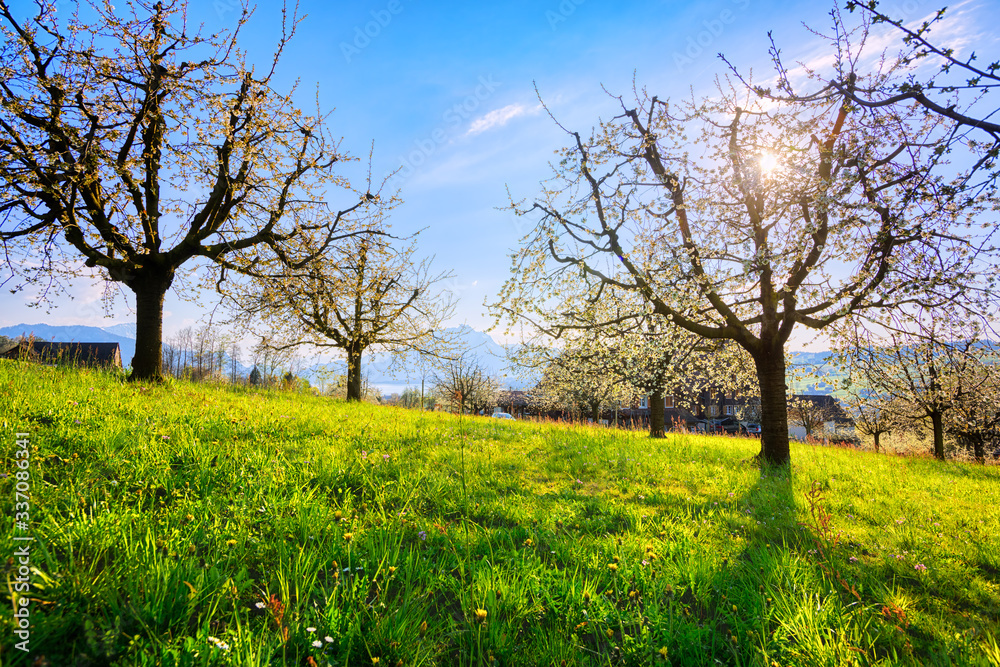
[754,349,790,465]
[649,389,666,438]
[930,410,945,460]
[971,437,985,464]
[346,346,363,402]
[873,431,881,453]
[129,273,172,381]
[590,402,601,423]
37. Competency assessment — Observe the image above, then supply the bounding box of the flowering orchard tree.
[945,359,1000,463]
[497,283,753,436]
[433,351,500,416]
[227,218,454,402]
[743,1,1000,197]
[835,310,995,460]
[843,390,902,453]
[496,58,989,465]
[517,333,634,424]
[0,0,381,380]
[609,321,756,436]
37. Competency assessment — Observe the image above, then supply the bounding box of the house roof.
[498,389,529,405]
[789,393,854,425]
[4,341,122,367]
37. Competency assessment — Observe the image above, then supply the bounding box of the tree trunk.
[754,349,790,465]
[649,389,666,438]
[591,402,600,423]
[129,274,172,381]
[346,346,363,401]
[873,431,881,453]
[930,410,945,460]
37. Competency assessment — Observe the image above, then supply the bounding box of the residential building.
[3,341,123,369]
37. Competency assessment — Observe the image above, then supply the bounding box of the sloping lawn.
[1,361,999,666]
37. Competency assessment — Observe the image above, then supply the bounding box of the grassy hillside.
[1,362,999,666]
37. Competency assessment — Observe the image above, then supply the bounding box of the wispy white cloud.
[466,103,539,136]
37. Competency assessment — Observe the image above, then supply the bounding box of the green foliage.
[2,361,999,665]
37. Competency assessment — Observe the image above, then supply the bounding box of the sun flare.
[759,152,780,174]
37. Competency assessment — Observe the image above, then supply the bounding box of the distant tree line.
[160,324,312,390]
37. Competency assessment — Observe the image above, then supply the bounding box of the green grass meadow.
[1,361,999,666]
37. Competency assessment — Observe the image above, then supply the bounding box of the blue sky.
[2,0,996,352]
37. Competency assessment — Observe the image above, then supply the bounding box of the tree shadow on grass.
[727,457,1000,666]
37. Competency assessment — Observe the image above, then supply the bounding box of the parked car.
[741,422,762,435]
[698,417,740,434]
[491,412,515,420]
[827,433,862,447]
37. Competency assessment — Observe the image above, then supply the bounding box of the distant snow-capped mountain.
[100,322,137,339]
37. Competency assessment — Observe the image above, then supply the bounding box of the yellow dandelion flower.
[658,646,669,659]
[474,608,488,623]
[225,539,237,547]
[388,566,397,574]
[607,563,618,571]
[344,533,354,542]
[606,629,614,639]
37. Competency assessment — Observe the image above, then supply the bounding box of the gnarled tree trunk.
[346,345,364,401]
[929,410,945,460]
[649,389,666,438]
[129,270,173,381]
[754,348,790,465]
